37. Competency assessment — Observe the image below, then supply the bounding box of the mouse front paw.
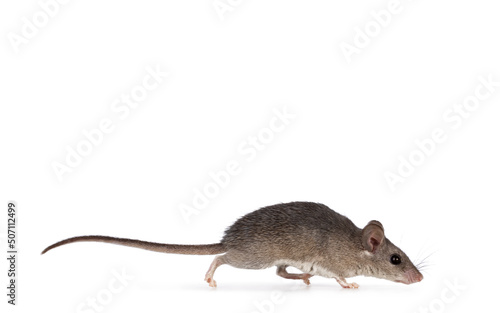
[342,282,359,289]
[335,278,359,289]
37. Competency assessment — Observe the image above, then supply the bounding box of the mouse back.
[221,202,362,261]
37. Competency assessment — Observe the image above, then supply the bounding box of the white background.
[1,1,499,312]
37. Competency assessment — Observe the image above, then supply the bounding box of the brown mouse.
[42,201,423,288]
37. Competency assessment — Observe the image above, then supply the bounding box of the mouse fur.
[42,201,423,288]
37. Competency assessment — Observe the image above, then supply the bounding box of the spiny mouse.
[42,201,423,288]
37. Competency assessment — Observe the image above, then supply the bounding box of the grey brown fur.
[42,201,423,288]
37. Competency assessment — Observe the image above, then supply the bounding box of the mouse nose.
[415,272,423,282]
[406,270,423,284]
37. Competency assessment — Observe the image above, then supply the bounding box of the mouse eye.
[390,254,402,265]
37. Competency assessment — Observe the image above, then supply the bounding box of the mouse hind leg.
[205,250,274,287]
[276,265,313,285]
[205,255,227,287]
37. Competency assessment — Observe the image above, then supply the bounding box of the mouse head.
[361,220,423,284]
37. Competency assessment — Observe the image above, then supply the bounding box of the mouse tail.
[41,235,226,255]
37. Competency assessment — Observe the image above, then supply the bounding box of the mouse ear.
[362,220,385,253]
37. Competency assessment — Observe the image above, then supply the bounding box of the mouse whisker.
[415,249,438,267]
[415,261,436,272]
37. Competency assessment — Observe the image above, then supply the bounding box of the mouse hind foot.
[205,255,227,287]
[276,265,313,285]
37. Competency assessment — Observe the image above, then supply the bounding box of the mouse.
[42,201,423,288]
